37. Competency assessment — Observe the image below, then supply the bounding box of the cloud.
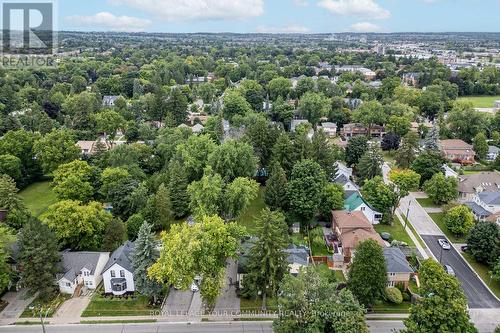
[318,0,390,19]
[66,12,152,32]
[255,24,311,34]
[294,0,309,6]
[107,0,264,21]
[349,21,382,32]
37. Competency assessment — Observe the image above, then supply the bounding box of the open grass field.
[428,212,467,243]
[237,187,267,235]
[19,181,58,217]
[458,95,500,108]
[82,294,160,317]
[462,252,500,299]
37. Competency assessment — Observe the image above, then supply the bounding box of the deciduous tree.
[423,173,458,205]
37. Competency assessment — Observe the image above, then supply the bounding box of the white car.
[190,282,199,292]
[438,238,451,250]
[443,264,455,276]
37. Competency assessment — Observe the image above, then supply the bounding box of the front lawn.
[458,95,500,108]
[20,293,70,318]
[334,270,346,282]
[240,297,278,313]
[375,217,415,247]
[19,181,58,217]
[82,294,160,317]
[237,187,267,235]
[428,212,467,243]
[371,300,411,314]
[462,252,500,299]
[415,198,439,208]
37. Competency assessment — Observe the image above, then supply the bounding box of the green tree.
[126,213,145,240]
[0,154,22,182]
[102,218,126,252]
[396,132,420,169]
[99,167,131,200]
[270,133,295,176]
[352,100,387,136]
[296,77,316,98]
[411,150,446,185]
[265,163,288,211]
[447,101,489,143]
[165,87,188,127]
[287,160,326,223]
[0,226,14,293]
[387,115,411,137]
[402,260,477,333]
[208,140,257,182]
[0,174,29,229]
[361,176,398,224]
[18,219,61,301]
[268,77,292,100]
[274,266,368,333]
[345,135,368,166]
[52,160,95,202]
[94,109,126,142]
[152,184,173,230]
[444,205,475,237]
[356,145,383,183]
[467,221,500,266]
[188,167,224,218]
[33,129,80,174]
[239,79,264,112]
[311,129,340,180]
[223,177,259,220]
[244,209,289,309]
[389,169,421,212]
[347,239,387,307]
[222,90,252,121]
[243,114,278,167]
[149,215,245,307]
[168,159,190,219]
[320,183,345,218]
[473,133,489,160]
[270,96,294,127]
[40,200,112,250]
[298,92,329,127]
[423,173,458,205]
[132,222,163,303]
[176,134,217,182]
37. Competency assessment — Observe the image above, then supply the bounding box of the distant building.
[341,123,385,139]
[439,139,475,165]
[443,165,458,178]
[458,172,500,200]
[486,146,500,161]
[284,245,310,276]
[317,122,337,137]
[402,73,421,87]
[76,140,111,156]
[102,96,120,107]
[494,100,500,110]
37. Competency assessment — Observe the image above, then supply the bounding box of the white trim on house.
[102,263,135,296]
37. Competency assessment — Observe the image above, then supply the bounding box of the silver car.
[438,238,451,250]
[443,265,455,276]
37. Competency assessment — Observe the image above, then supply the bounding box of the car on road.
[443,265,455,276]
[190,282,199,292]
[438,238,451,250]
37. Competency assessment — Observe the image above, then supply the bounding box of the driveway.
[52,296,91,324]
[421,235,500,309]
[162,286,202,320]
[400,194,444,236]
[0,290,35,325]
[213,259,240,315]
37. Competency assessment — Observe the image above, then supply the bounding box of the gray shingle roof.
[284,245,310,266]
[57,252,102,282]
[334,174,349,186]
[383,247,413,274]
[478,192,500,205]
[464,202,492,217]
[103,241,135,273]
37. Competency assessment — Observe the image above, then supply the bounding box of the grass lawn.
[334,270,346,282]
[462,252,500,299]
[81,294,160,317]
[372,300,411,314]
[237,187,267,235]
[458,95,500,108]
[415,198,438,208]
[240,297,278,313]
[428,212,467,243]
[20,294,70,318]
[374,217,415,247]
[19,181,58,217]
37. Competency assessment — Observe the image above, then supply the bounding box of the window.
[88,281,92,286]
[65,282,71,287]
[361,206,365,211]
[120,270,125,278]
[110,270,115,277]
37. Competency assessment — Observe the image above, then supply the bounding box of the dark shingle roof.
[384,247,413,274]
[478,192,500,205]
[464,202,492,217]
[103,241,135,273]
[58,252,103,282]
[284,245,310,266]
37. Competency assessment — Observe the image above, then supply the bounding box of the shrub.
[385,286,403,304]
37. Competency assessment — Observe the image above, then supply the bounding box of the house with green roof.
[344,191,382,224]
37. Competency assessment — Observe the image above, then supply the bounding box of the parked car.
[461,245,469,252]
[438,239,451,250]
[380,232,391,241]
[190,282,199,292]
[443,264,455,276]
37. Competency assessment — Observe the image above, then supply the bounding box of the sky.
[56,0,500,33]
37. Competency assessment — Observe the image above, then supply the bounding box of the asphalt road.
[421,235,500,309]
[0,321,406,333]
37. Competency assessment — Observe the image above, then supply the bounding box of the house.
[439,139,475,165]
[485,212,500,227]
[465,191,500,220]
[57,251,109,295]
[334,174,358,192]
[331,211,386,263]
[443,164,458,178]
[335,162,353,180]
[102,96,120,107]
[76,140,111,156]
[402,73,421,87]
[383,247,413,288]
[291,223,301,234]
[344,191,383,224]
[341,123,385,139]
[458,172,500,200]
[284,245,310,276]
[494,100,500,110]
[318,122,337,137]
[291,119,314,140]
[464,201,492,221]
[102,241,135,296]
[486,146,500,161]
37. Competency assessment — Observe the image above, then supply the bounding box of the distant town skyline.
[60,0,500,34]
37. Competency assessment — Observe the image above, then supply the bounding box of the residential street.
[422,234,500,309]
[398,194,444,236]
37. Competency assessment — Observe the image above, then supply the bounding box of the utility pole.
[404,200,412,229]
[30,306,51,333]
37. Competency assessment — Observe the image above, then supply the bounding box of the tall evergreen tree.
[243,209,289,310]
[132,222,163,303]
[168,159,190,219]
[424,125,440,150]
[356,145,383,184]
[152,183,173,230]
[264,163,288,211]
[311,129,339,180]
[18,219,61,301]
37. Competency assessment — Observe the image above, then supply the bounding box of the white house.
[335,162,353,180]
[486,146,500,161]
[102,241,135,296]
[318,122,337,137]
[344,191,383,224]
[473,191,500,214]
[333,174,358,191]
[57,251,109,295]
[443,164,458,178]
